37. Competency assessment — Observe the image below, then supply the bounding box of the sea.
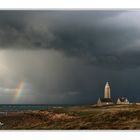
[0,104,74,112]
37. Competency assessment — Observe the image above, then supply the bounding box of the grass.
[1,104,140,129]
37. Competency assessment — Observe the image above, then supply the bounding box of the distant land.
[0,104,140,130]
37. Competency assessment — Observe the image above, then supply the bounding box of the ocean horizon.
[0,104,87,112]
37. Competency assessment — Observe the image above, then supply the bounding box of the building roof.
[99,98,113,103]
[118,97,128,102]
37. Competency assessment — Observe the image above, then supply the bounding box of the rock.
[0,122,4,126]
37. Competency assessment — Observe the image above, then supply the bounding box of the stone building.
[97,82,113,106]
[97,97,113,106]
[116,97,129,105]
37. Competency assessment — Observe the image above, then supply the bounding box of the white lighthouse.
[97,81,113,106]
[104,82,111,98]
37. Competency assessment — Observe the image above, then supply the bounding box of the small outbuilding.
[116,97,129,105]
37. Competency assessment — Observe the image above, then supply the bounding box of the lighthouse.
[104,82,111,98]
[96,81,113,106]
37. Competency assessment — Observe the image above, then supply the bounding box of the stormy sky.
[0,10,140,104]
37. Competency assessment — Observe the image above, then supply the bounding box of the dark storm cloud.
[0,11,140,69]
[1,10,118,48]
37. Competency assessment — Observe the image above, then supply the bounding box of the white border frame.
[0,0,140,9]
[0,0,140,139]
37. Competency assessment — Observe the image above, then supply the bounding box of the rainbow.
[15,80,25,99]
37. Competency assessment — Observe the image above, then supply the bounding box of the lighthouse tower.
[96,81,113,106]
[104,82,111,98]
